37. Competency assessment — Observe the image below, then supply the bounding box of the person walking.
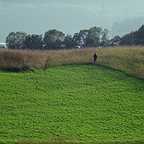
[93,53,97,64]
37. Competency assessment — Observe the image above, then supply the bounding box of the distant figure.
[93,53,97,64]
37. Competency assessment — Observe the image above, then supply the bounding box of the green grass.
[0,65,144,144]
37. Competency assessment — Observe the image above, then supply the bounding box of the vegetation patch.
[0,65,144,144]
[0,47,144,78]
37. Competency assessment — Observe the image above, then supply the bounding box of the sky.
[0,0,144,41]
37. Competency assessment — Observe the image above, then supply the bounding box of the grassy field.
[0,64,144,144]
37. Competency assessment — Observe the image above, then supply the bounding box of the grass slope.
[0,65,144,144]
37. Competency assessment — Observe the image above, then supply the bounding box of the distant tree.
[110,35,121,46]
[73,27,109,48]
[86,26,103,47]
[25,34,43,49]
[73,29,89,48]
[120,25,144,45]
[120,32,137,45]
[79,29,89,48]
[72,33,80,47]
[138,25,144,33]
[64,35,74,48]
[101,29,109,47]
[6,32,27,49]
[43,29,65,49]
[112,35,121,42]
[135,25,144,44]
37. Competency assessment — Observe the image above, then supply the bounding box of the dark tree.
[135,25,144,44]
[72,33,80,47]
[86,27,103,47]
[64,35,74,48]
[6,32,27,49]
[43,29,65,49]
[120,25,144,46]
[101,29,109,47]
[25,34,43,49]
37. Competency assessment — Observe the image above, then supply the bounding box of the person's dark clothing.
[93,53,97,64]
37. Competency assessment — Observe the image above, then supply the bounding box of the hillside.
[0,65,144,144]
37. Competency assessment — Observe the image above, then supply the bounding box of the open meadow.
[0,47,144,143]
[0,64,144,144]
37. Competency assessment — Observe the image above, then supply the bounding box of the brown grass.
[0,48,95,71]
[0,46,144,78]
[0,49,47,71]
[96,46,144,78]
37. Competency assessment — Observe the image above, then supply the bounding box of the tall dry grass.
[0,48,95,71]
[0,49,47,71]
[96,46,144,78]
[0,46,144,78]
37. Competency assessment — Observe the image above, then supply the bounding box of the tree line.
[6,26,109,49]
[110,25,144,46]
[5,24,144,49]
[120,25,144,45]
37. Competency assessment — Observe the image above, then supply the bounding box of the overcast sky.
[0,0,144,41]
